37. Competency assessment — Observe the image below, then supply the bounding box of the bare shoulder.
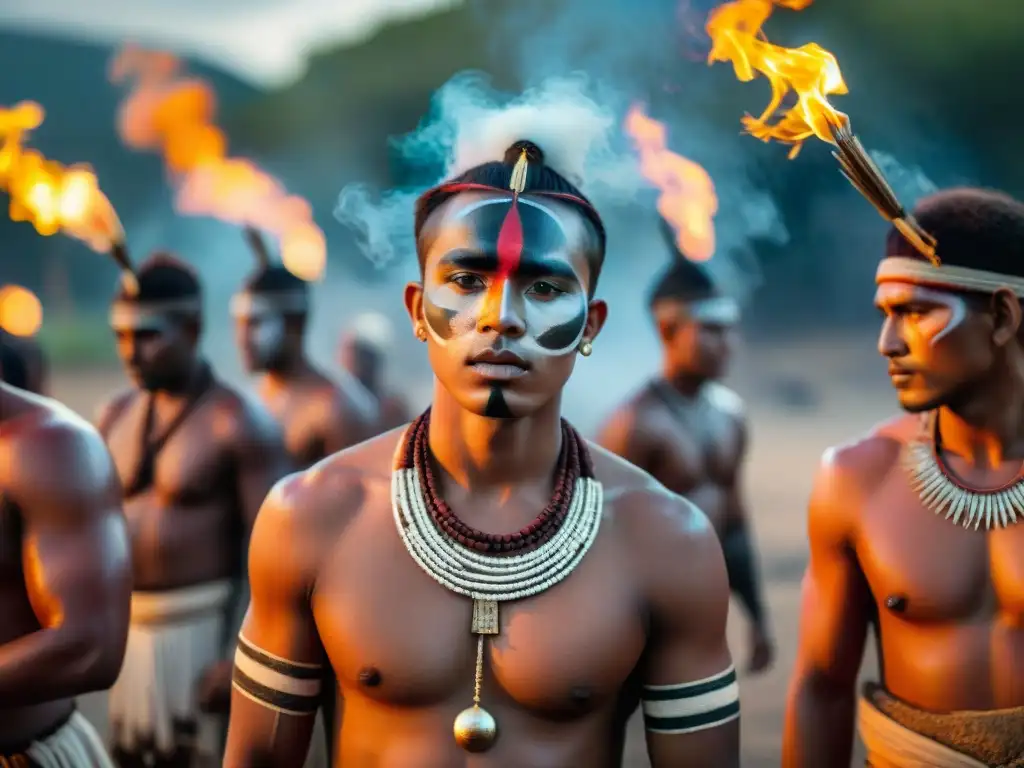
[212,382,281,442]
[254,427,405,554]
[588,441,721,575]
[0,390,117,513]
[809,413,918,540]
[595,384,664,446]
[704,381,745,420]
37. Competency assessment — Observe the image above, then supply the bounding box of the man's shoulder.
[94,386,136,424]
[211,381,280,439]
[266,428,404,526]
[589,441,718,558]
[704,382,745,421]
[819,412,918,486]
[1,392,114,500]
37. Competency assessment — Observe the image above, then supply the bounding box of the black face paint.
[421,197,590,356]
[484,387,514,418]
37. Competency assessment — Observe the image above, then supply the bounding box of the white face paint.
[875,282,968,347]
[420,194,591,359]
[248,314,286,370]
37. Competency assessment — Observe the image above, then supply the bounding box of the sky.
[0,0,461,87]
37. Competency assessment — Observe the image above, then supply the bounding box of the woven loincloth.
[108,580,234,758]
[0,711,114,768]
[860,682,1024,767]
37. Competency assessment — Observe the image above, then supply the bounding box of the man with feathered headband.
[0,334,130,767]
[94,250,290,768]
[599,219,773,678]
[784,187,1024,767]
[224,117,739,765]
[231,228,379,468]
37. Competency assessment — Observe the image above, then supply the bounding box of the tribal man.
[96,253,290,768]
[338,312,411,431]
[0,341,131,767]
[233,232,380,467]
[783,187,1024,768]
[598,230,773,675]
[224,134,740,767]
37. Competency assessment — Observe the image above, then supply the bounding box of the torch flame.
[624,104,717,262]
[110,45,326,282]
[0,102,123,251]
[0,284,43,337]
[706,0,849,158]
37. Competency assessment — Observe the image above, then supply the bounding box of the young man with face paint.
[0,345,131,767]
[338,312,411,432]
[783,187,1024,768]
[598,229,773,676]
[94,254,290,768]
[224,138,739,767]
[232,260,380,468]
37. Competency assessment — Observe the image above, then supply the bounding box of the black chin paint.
[484,387,514,418]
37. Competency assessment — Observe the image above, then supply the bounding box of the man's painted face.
[875,281,993,412]
[236,312,287,373]
[110,302,197,391]
[656,297,738,381]
[416,192,598,419]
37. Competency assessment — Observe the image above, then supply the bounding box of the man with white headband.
[599,218,773,676]
[95,253,289,768]
[784,187,1024,767]
[225,129,738,766]
[231,234,379,468]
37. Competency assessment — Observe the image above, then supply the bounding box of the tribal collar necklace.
[902,410,1024,530]
[390,409,603,753]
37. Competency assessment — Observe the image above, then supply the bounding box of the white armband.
[642,665,740,734]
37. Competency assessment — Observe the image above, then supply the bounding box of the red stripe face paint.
[421,194,590,357]
[495,199,524,279]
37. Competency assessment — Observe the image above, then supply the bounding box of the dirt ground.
[59,336,888,767]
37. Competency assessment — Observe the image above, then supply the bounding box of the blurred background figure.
[338,311,411,432]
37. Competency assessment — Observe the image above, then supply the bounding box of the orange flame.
[0,284,43,337]
[624,104,717,262]
[0,102,123,251]
[706,0,849,158]
[110,45,326,282]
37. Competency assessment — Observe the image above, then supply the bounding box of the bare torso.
[298,433,662,767]
[100,385,250,589]
[603,381,743,534]
[258,370,378,467]
[853,415,1024,710]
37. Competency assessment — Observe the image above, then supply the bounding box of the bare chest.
[313,512,645,718]
[105,399,231,504]
[261,389,326,466]
[860,471,1024,624]
[650,405,740,493]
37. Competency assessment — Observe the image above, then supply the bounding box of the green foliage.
[36,317,117,366]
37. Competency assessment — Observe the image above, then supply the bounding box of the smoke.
[334,71,643,269]
[868,149,939,210]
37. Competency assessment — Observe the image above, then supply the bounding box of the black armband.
[232,633,323,716]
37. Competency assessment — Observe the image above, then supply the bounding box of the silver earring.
[578,339,592,357]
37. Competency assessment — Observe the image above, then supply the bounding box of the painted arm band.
[232,633,324,716]
[642,665,740,734]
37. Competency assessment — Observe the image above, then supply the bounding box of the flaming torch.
[624,104,718,262]
[705,0,938,263]
[109,45,327,282]
[0,101,134,289]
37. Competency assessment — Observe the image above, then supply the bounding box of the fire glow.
[0,101,123,252]
[110,45,327,281]
[624,104,717,262]
[0,284,43,337]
